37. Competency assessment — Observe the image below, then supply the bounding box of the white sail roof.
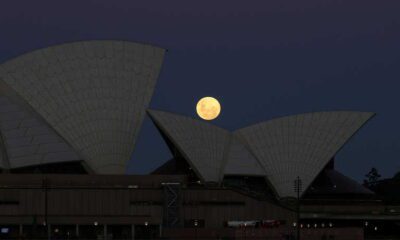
[222,134,266,177]
[235,111,375,198]
[148,110,230,182]
[148,110,374,192]
[148,110,269,182]
[0,95,80,169]
[0,41,165,173]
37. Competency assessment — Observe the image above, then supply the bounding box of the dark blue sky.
[1,0,399,182]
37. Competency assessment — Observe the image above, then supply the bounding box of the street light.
[244,223,247,240]
[144,222,149,239]
[42,178,50,240]
[194,220,198,239]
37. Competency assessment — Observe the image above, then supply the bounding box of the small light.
[365,221,369,227]
[54,228,59,233]
[314,223,317,228]
[300,224,303,228]
[144,221,148,226]
[307,224,310,228]
[43,221,46,226]
[333,185,337,188]
[321,223,325,228]
[197,180,201,184]
[94,222,98,226]
[374,226,378,231]
[293,222,297,227]
[329,222,333,228]
[194,221,198,227]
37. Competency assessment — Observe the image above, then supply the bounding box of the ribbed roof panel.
[222,134,266,177]
[235,111,375,198]
[0,96,80,169]
[148,110,230,182]
[0,41,165,173]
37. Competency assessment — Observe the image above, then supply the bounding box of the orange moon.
[196,97,221,120]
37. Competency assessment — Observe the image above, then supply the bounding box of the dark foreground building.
[0,173,296,239]
[0,40,398,239]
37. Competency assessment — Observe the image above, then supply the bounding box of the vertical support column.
[131,224,135,240]
[162,182,181,227]
[104,224,107,240]
[159,224,162,238]
[19,224,23,237]
[42,178,50,240]
[47,224,51,240]
[294,176,302,240]
[75,224,79,238]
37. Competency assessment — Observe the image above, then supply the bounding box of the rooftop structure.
[0,40,165,174]
[149,109,375,198]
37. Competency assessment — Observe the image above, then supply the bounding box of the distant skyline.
[1,0,399,182]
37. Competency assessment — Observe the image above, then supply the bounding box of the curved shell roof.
[222,133,266,177]
[235,111,375,198]
[0,95,80,169]
[149,110,374,198]
[148,110,230,182]
[148,110,266,182]
[0,41,165,173]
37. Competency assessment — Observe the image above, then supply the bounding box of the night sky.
[1,0,399,182]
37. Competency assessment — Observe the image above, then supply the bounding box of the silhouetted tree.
[363,167,381,188]
[393,171,400,180]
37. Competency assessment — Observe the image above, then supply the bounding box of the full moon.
[196,96,221,120]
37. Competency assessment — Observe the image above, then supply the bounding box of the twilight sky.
[0,0,399,182]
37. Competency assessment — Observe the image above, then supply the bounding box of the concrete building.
[0,41,398,239]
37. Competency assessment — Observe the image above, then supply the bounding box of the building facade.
[0,40,398,239]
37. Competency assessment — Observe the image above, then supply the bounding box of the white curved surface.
[148,110,230,182]
[222,134,266,177]
[235,111,375,198]
[149,110,269,182]
[0,96,80,169]
[0,41,165,173]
